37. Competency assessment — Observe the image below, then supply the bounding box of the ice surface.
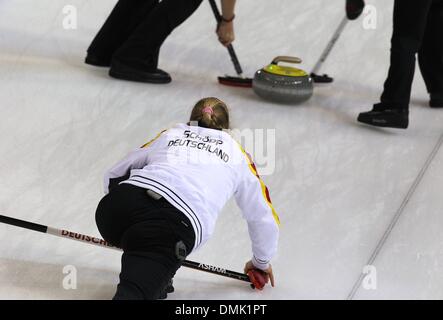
[0,0,442,300]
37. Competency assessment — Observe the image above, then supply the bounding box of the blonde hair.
[189,97,230,130]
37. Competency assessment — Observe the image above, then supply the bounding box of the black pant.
[380,0,443,109]
[87,0,203,70]
[95,184,195,300]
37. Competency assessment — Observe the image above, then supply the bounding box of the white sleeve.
[103,147,150,194]
[234,155,280,271]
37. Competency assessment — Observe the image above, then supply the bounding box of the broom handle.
[208,0,244,77]
[311,15,348,74]
[0,214,251,283]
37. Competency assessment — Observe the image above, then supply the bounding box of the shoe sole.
[85,57,111,68]
[109,68,171,84]
[357,115,408,129]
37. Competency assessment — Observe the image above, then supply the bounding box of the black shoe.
[357,103,409,129]
[346,0,365,20]
[85,53,111,67]
[430,93,443,108]
[109,60,172,84]
[158,279,174,300]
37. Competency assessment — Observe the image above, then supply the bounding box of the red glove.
[247,269,269,291]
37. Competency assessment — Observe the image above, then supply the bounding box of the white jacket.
[104,123,280,270]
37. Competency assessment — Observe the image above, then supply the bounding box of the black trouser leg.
[380,0,433,109]
[113,220,184,300]
[113,252,179,300]
[95,184,195,300]
[87,0,159,61]
[112,0,204,70]
[418,0,443,96]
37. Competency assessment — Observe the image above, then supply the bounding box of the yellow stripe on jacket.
[141,129,168,148]
[237,143,281,226]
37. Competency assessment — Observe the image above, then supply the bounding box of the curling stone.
[253,56,314,104]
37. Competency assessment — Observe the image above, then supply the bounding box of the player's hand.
[216,21,235,47]
[244,260,275,288]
